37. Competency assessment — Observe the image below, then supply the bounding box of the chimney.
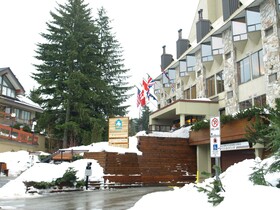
[176,29,190,59]
[161,46,173,71]
[196,9,212,43]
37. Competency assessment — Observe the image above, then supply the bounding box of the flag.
[147,74,155,89]
[148,92,157,101]
[142,79,149,92]
[136,87,141,107]
[140,89,146,107]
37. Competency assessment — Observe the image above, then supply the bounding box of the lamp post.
[10,113,16,140]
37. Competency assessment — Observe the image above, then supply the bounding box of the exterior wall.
[261,0,280,107]
[0,134,45,153]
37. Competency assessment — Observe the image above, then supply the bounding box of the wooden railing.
[0,124,38,145]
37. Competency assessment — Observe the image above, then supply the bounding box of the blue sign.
[115,119,122,130]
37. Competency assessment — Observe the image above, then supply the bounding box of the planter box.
[189,118,253,145]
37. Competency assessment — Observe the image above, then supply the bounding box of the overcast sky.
[0,0,198,118]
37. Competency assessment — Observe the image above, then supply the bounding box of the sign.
[210,117,220,137]
[210,136,221,157]
[221,141,250,151]
[108,117,129,148]
[85,169,92,176]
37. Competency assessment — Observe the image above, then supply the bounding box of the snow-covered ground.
[0,127,279,209]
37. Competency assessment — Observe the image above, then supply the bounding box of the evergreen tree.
[31,0,131,148]
[95,7,132,117]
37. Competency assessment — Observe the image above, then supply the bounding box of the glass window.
[238,57,250,84]
[186,55,196,72]
[1,76,16,98]
[201,43,213,62]
[232,19,248,41]
[246,10,261,32]
[212,36,224,55]
[184,88,190,99]
[179,60,187,77]
[191,85,196,99]
[239,99,252,111]
[254,94,266,107]
[216,71,224,94]
[252,50,264,78]
[206,75,215,97]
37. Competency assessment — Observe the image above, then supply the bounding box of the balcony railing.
[0,124,38,145]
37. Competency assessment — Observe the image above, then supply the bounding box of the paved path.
[0,186,172,210]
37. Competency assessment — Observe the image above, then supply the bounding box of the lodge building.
[148,0,280,175]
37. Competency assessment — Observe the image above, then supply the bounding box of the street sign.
[210,117,220,137]
[210,136,221,158]
[85,169,92,176]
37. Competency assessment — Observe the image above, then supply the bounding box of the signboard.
[221,141,250,151]
[108,117,129,148]
[85,169,92,176]
[210,116,221,158]
[210,136,221,158]
[210,117,220,137]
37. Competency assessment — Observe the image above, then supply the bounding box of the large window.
[254,94,266,107]
[232,18,247,41]
[179,60,187,77]
[238,57,250,84]
[239,99,252,111]
[1,76,16,98]
[252,50,264,78]
[216,71,224,94]
[201,43,213,62]
[162,69,176,88]
[186,55,196,72]
[246,9,261,32]
[191,85,196,99]
[238,49,264,84]
[206,75,215,97]
[212,36,224,55]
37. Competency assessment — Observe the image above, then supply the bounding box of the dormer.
[0,67,25,98]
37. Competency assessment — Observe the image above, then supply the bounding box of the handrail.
[0,124,38,145]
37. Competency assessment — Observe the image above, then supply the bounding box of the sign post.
[210,117,221,180]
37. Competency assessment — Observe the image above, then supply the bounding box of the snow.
[0,128,279,210]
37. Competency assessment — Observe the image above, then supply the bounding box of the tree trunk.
[63,98,70,148]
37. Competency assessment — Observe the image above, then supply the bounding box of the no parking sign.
[210,117,221,158]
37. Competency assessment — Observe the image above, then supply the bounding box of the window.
[239,99,252,111]
[206,75,215,97]
[186,55,196,72]
[238,57,250,84]
[179,60,187,77]
[265,26,273,37]
[225,52,231,60]
[237,49,263,84]
[246,9,261,32]
[232,19,247,41]
[227,91,233,99]
[216,71,224,94]
[1,76,16,98]
[269,73,277,83]
[162,69,175,88]
[191,85,196,99]
[254,95,266,107]
[252,50,264,78]
[212,36,224,55]
[184,88,190,99]
[201,43,213,62]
